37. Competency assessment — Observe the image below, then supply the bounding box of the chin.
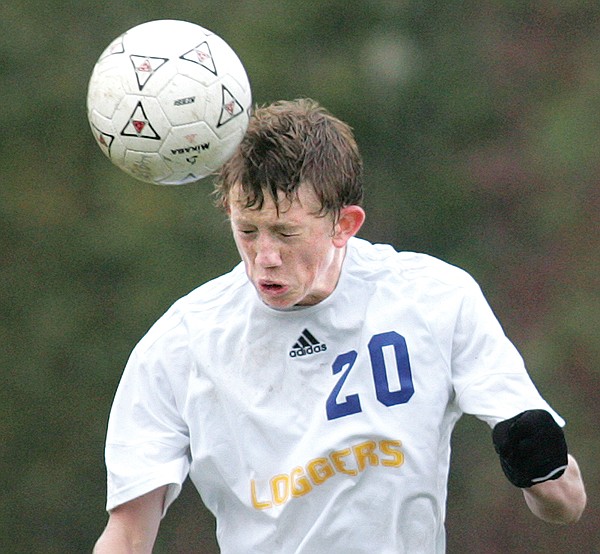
[259,291,304,310]
[262,297,296,310]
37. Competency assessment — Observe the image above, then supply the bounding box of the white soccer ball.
[87,19,252,185]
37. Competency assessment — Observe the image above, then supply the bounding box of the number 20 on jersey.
[326,331,414,420]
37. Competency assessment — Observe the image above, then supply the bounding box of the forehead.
[228,184,324,223]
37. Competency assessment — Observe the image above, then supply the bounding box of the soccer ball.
[87,19,252,185]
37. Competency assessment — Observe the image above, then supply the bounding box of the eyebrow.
[271,222,300,232]
[233,219,300,233]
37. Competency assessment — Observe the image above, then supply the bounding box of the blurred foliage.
[0,1,598,552]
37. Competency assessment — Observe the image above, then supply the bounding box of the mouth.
[257,279,288,298]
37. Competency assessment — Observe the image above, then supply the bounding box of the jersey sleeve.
[104,315,191,515]
[450,276,564,428]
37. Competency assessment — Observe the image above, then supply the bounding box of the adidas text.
[289,344,327,358]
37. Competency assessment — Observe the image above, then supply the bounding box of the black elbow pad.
[492,409,568,488]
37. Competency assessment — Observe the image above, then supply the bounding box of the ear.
[332,205,366,248]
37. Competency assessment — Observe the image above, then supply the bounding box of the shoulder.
[134,262,250,356]
[346,237,479,293]
[175,262,249,313]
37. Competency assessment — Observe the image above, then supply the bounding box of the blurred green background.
[1,1,598,552]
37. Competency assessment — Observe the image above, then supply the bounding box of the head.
[215,98,364,218]
[215,99,365,309]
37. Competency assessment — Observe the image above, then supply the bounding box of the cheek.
[234,238,254,265]
[297,242,332,273]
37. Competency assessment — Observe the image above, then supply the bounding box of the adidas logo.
[289,329,327,358]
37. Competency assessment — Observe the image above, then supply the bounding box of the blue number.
[326,351,362,420]
[369,331,414,406]
[326,332,414,420]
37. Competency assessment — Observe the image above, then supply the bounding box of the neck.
[296,245,347,306]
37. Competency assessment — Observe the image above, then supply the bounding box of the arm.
[492,410,586,524]
[94,486,167,553]
[523,454,586,524]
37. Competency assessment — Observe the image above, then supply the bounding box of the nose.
[255,234,282,268]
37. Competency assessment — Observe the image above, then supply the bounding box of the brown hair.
[214,98,363,221]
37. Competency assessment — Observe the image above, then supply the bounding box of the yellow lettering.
[379,439,404,467]
[307,457,335,485]
[291,466,313,497]
[353,440,379,472]
[250,479,272,510]
[330,448,358,476]
[251,439,406,510]
[271,474,290,505]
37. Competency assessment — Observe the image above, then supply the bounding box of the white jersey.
[105,237,562,553]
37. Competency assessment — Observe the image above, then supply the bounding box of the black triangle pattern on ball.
[91,123,115,156]
[99,36,124,61]
[217,85,244,128]
[179,41,217,76]
[129,55,169,91]
[120,101,161,140]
